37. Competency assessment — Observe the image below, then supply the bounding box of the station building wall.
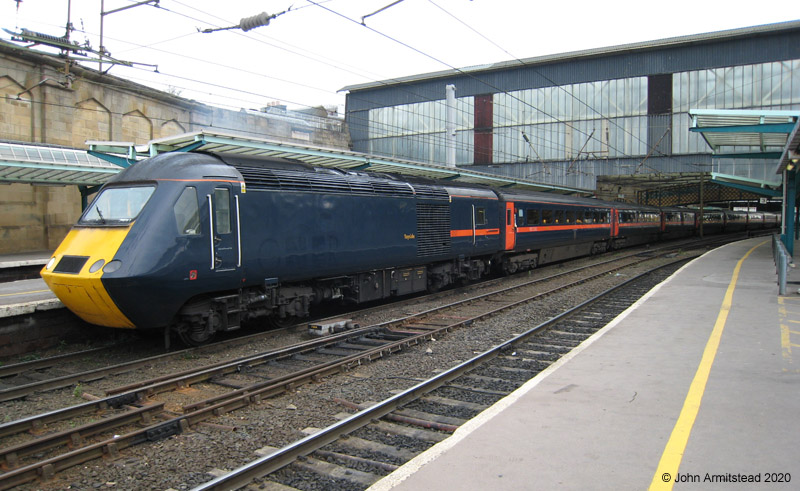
[0,43,350,254]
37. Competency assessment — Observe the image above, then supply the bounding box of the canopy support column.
[782,169,796,256]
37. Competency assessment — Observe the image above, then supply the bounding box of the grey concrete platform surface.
[0,278,60,316]
[371,237,799,490]
[0,251,60,316]
[0,250,51,269]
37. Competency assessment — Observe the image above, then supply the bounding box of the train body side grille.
[417,204,451,257]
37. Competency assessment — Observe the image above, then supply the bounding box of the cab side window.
[174,187,200,235]
[214,188,232,234]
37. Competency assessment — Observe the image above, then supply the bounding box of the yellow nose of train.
[41,227,135,328]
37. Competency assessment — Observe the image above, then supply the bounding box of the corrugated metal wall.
[345,23,800,192]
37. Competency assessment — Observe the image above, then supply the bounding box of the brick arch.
[159,119,185,139]
[0,76,33,142]
[74,98,112,147]
[122,109,153,144]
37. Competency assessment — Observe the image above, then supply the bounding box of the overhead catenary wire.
[305,0,656,168]
[0,0,667,166]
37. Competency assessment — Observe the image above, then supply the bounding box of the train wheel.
[177,320,215,346]
[267,315,299,329]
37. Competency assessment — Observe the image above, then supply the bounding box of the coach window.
[476,207,487,225]
[174,186,200,235]
[214,188,232,234]
[527,209,540,225]
[584,211,593,224]
[554,210,564,224]
[566,211,576,224]
[542,210,553,224]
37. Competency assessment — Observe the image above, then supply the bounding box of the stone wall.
[0,42,350,254]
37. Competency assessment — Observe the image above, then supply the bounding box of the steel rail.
[100,246,660,401]
[0,392,141,439]
[0,346,117,379]
[0,253,694,489]
[0,324,302,403]
[192,258,691,490]
[181,247,698,418]
[0,403,164,470]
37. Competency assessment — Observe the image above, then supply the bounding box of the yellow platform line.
[0,289,50,297]
[778,298,795,361]
[649,240,766,490]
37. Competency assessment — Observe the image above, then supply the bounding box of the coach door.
[504,202,516,250]
[610,208,619,237]
[207,185,242,273]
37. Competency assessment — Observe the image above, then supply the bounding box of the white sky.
[2,0,798,113]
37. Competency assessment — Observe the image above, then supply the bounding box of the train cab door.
[206,185,242,273]
[504,202,516,251]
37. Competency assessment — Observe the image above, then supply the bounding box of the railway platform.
[0,251,59,317]
[370,236,799,490]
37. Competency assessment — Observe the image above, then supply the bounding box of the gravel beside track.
[2,247,701,490]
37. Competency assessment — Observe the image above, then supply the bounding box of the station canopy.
[689,109,799,194]
[0,140,120,186]
[86,129,592,195]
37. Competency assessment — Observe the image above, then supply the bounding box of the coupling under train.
[40,152,778,345]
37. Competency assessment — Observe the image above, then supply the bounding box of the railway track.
[0,234,705,403]
[0,235,749,489]
[194,259,687,490]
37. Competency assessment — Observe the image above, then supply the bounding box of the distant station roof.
[0,140,120,186]
[87,129,593,195]
[342,21,800,93]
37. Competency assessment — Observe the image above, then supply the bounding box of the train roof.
[108,152,239,183]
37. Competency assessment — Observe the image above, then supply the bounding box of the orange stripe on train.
[450,229,501,237]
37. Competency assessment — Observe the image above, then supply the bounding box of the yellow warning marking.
[0,289,50,297]
[778,298,794,362]
[649,240,766,490]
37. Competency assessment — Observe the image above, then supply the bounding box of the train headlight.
[89,259,105,273]
[103,260,122,273]
[45,257,56,270]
